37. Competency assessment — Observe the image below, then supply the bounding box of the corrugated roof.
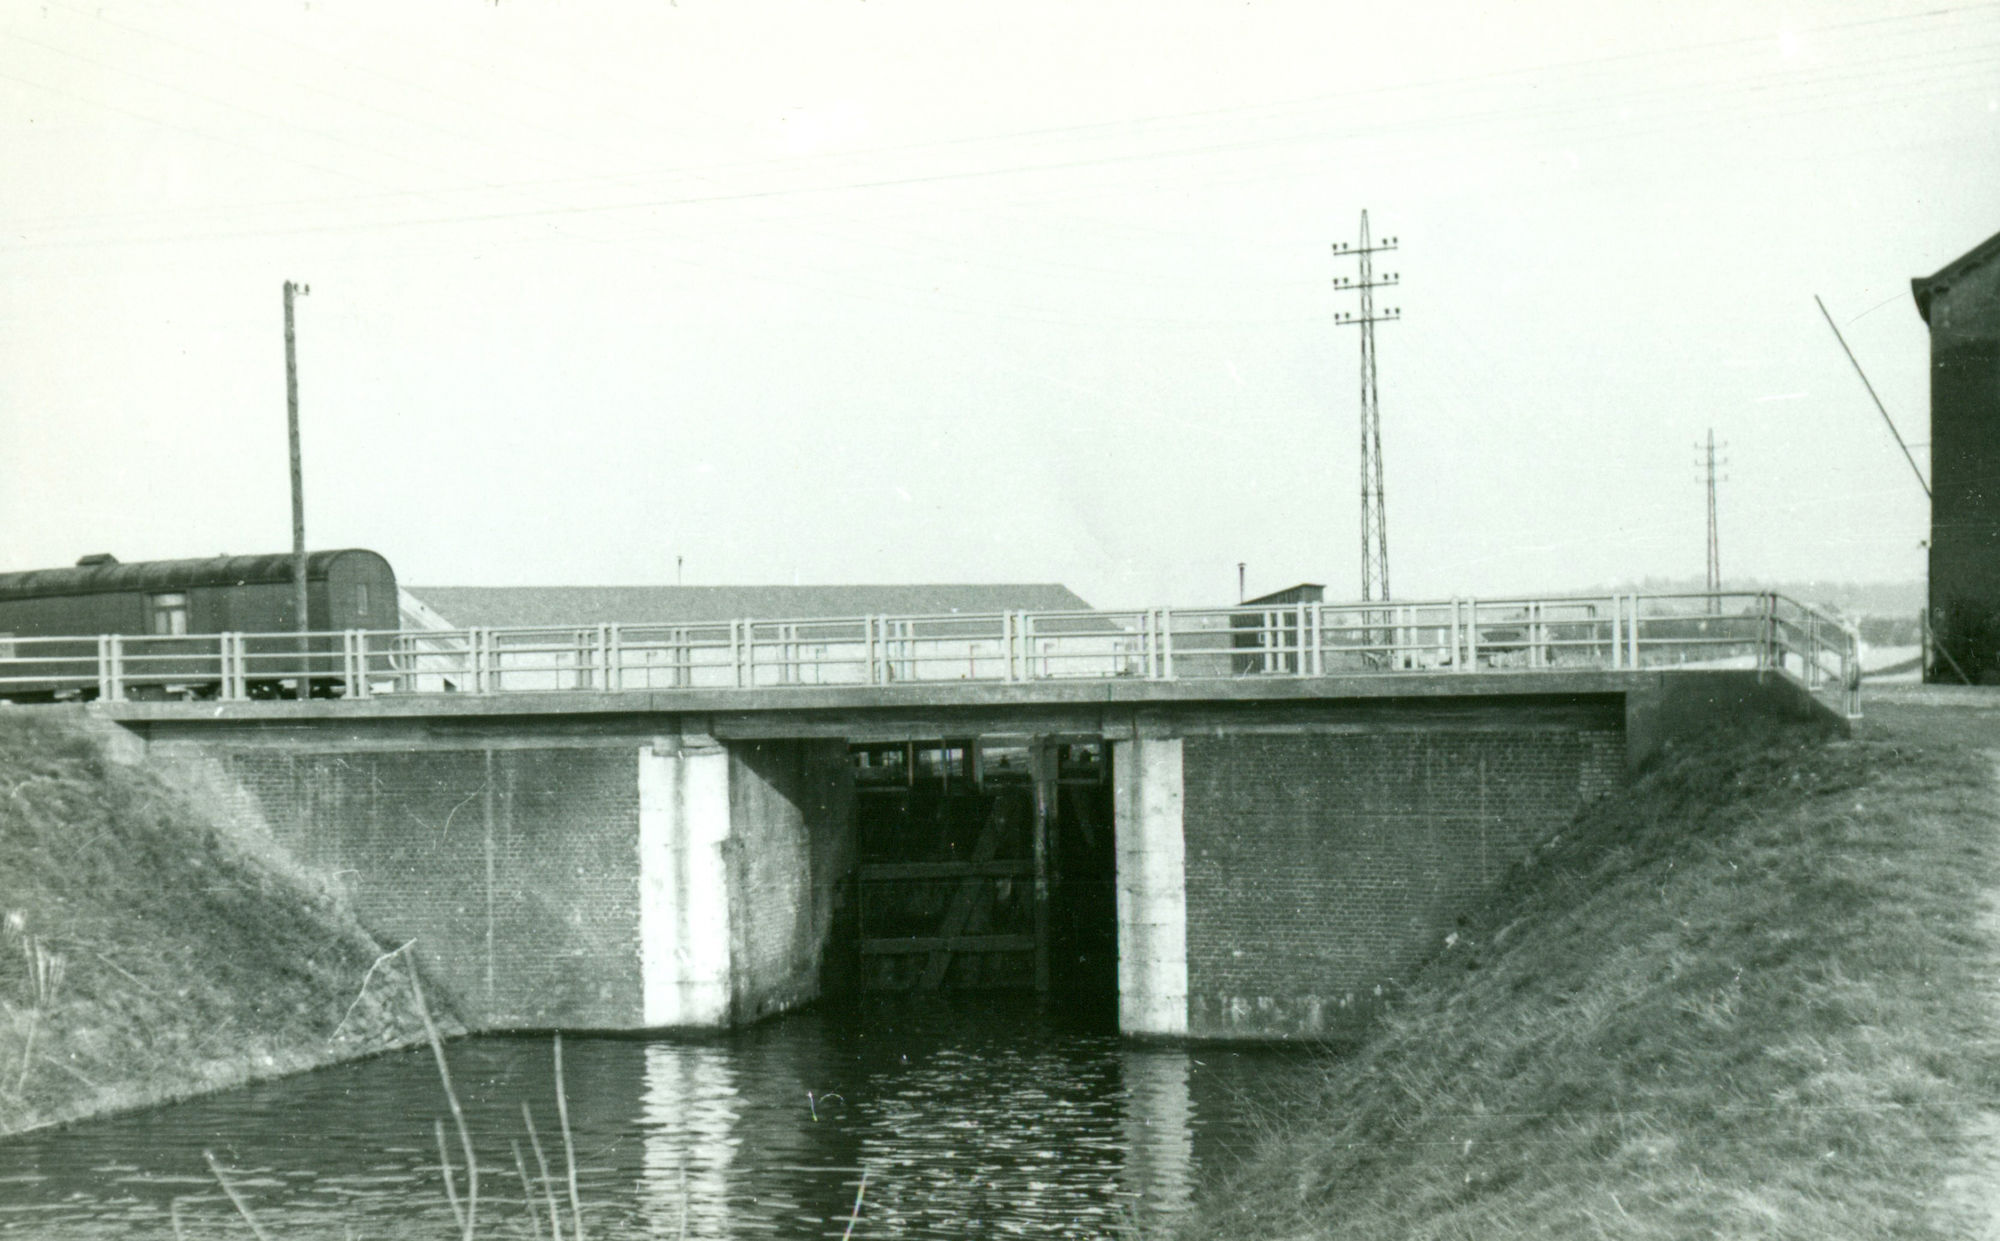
[404,583,1095,629]
[1912,226,2000,325]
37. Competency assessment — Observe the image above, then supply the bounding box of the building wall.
[1927,251,2000,680]
[1177,726,1622,1038]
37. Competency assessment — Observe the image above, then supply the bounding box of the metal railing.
[0,591,1860,716]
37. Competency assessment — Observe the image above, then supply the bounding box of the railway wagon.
[0,550,398,700]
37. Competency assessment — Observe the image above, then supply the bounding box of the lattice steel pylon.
[1704,428,1721,595]
[1333,211,1400,601]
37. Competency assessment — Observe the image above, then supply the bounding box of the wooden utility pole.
[284,280,310,637]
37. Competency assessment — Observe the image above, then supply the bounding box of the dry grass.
[1173,726,2000,1240]
[0,708,438,1134]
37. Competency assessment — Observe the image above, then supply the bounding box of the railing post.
[1159,607,1175,680]
[1846,623,1863,718]
[1627,595,1641,668]
[1312,603,1326,676]
[1465,598,1480,671]
[604,624,621,692]
[470,628,488,694]
[105,634,124,701]
[732,619,747,688]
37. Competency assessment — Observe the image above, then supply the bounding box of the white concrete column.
[1112,736,1188,1036]
[638,739,734,1026]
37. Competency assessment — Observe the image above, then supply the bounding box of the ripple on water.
[0,998,1334,1239]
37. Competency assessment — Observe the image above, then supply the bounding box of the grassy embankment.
[1176,718,2000,1239]
[0,708,441,1136]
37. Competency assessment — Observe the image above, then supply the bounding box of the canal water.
[0,998,1335,1239]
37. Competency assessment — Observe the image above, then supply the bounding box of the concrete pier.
[1114,737,1187,1037]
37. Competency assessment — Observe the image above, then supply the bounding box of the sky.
[1,0,1995,609]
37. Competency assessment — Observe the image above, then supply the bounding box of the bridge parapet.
[1,590,1859,718]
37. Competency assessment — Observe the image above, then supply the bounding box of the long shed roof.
[404,583,1095,628]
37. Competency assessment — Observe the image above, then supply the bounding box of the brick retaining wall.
[1181,728,1621,1037]
[224,747,644,1029]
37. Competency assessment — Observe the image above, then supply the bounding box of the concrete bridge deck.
[102,666,1844,766]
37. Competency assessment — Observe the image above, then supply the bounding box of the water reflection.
[0,998,1331,1239]
[637,1042,740,1238]
[1120,1050,1194,1223]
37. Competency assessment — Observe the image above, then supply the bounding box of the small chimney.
[75,553,118,567]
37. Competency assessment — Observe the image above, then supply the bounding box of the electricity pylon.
[1332,212,1400,602]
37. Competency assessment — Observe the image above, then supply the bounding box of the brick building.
[1913,228,2000,680]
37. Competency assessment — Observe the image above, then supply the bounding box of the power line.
[7,16,1998,252]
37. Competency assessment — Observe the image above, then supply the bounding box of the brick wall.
[223,747,644,1029]
[1182,727,1620,1037]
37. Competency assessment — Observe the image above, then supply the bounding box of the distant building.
[394,582,1120,691]
[1913,228,2000,681]
[1231,583,1325,674]
[400,583,1094,630]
